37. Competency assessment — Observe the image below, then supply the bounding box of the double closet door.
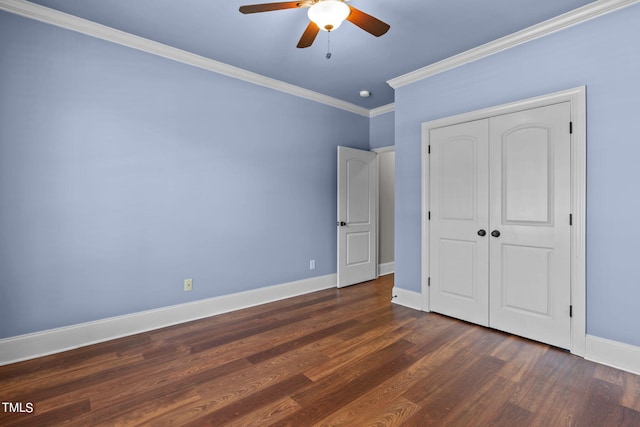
[429,102,571,349]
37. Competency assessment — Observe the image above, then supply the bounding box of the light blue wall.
[369,111,395,150]
[0,12,369,338]
[394,5,640,347]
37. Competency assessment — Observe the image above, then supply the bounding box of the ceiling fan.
[239,0,390,48]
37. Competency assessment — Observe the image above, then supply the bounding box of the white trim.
[586,335,640,376]
[421,131,431,314]
[378,261,394,276]
[420,86,587,356]
[369,103,395,117]
[372,145,395,154]
[391,287,422,311]
[569,90,587,357]
[0,0,370,117]
[0,273,336,366]
[388,0,640,89]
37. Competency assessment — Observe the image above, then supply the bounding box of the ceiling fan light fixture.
[308,0,350,32]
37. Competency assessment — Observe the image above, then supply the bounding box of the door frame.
[420,86,586,356]
[372,146,395,277]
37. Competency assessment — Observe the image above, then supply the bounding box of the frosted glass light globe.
[308,0,350,32]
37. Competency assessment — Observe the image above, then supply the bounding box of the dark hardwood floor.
[1,274,640,426]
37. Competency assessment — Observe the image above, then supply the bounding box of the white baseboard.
[391,286,423,311]
[585,334,640,376]
[378,261,395,276]
[0,274,337,366]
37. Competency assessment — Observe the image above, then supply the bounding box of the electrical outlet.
[309,259,316,270]
[184,278,193,291]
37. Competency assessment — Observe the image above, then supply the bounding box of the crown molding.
[0,0,371,117]
[369,103,395,117]
[388,0,640,89]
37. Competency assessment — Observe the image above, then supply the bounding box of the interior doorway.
[374,146,395,276]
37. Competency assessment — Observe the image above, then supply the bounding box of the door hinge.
[428,211,431,220]
[428,277,431,287]
[569,122,573,134]
[428,145,431,154]
[569,213,573,226]
[570,305,573,317]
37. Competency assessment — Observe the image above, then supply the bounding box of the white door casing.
[421,87,586,356]
[337,146,378,288]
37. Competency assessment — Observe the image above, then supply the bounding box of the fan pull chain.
[326,31,332,59]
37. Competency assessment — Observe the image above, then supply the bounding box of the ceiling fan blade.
[239,1,305,14]
[346,6,390,37]
[297,21,320,48]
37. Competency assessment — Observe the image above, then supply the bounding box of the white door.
[337,146,378,288]
[429,120,490,326]
[429,102,572,349]
[488,103,571,349]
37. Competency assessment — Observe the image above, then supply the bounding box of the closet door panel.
[429,120,489,326]
[488,102,572,349]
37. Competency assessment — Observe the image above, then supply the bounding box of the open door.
[337,146,378,288]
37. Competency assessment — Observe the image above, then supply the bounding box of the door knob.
[477,229,486,237]
[491,230,501,237]
[337,221,346,227]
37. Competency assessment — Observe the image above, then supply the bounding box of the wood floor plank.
[403,355,506,424]
[573,378,625,427]
[439,376,523,427]
[402,331,505,404]
[494,338,549,383]
[309,326,477,426]
[187,311,313,354]
[402,311,458,345]
[184,374,312,426]
[486,401,533,427]
[280,351,416,426]
[1,274,640,426]
[221,396,302,427]
[622,372,640,411]
[0,351,142,396]
[174,305,352,367]
[292,339,416,409]
[87,388,201,426]
[157,341,334,425]
[329,396,420,427]
[335,304,419,342]
[246,319,359,364]
[595,363,627,386]
[620,406,640,426]
[526,351,597,425]
[303,325,413,382]
[506,346,575,414]
[274,338,417,426]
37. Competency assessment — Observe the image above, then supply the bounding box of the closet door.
[429,120,489,326]
[488,102,572,349]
